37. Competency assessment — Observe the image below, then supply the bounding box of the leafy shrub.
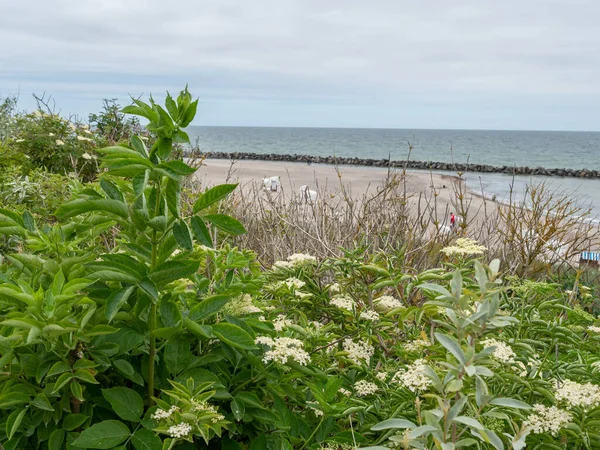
[11,110,98,180]
[89,99,144,145]
[1,88,600,450]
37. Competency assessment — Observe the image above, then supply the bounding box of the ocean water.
[187,126,600,217]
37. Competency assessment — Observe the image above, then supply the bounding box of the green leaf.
[63,414,89,431]
[130,135,149,158]
[489,398,531,410]
[131,428,162,450]
[52,372,74,392]
[31,393,54,411]
[72,420,130,449]
[189,295,231,321]
[435,332,466,365]
[100,179,125,202]
[102,387,143,422]
[193,184,238,213]
[164,338,191,375]
[231,398,245,421]
[190,215,213,247]
[149,261,199,286]
[6,408,26,440]
[165,177,181,218]
[56,199,129,220]
[212,323,256,350]
[204,213,246,235]
[158,160,196,176]
[138,278,159,301]
[165,92,178,120]
[48,429,65,450]
[180,99,198,127]
[47,361,71,378]
[419,283,452,298]
[22,210,35,232]
[105,286,136,322]
[453,416,484,430]
[173,219,193,250]
[74,369,99,384]
[371,418,416,431]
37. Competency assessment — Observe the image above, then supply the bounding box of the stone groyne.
[200,152,600,179]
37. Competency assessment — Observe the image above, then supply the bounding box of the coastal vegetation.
[0,89,600,449]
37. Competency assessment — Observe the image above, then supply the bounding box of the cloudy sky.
[1,0,600,130]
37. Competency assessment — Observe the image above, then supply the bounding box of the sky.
[1,0,600,130]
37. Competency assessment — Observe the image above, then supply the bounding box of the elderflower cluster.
[222,294,262,316]
[354,380,378,397]
[375,371,387,381]
[342,338,374,364]
[392,359,432,392]
[330,294,354,311]
[359,310,380,321]
[273,314,292,331]
[284,277,306,289]
[167,423,192,438]
[151,405,179,420]
[480,338,517,364]
[404,339,431,352]
[255,336,311,365]
[328,283,341,294]
[441,238,487,257]
[592,361,600,370]
[587,325,600,333]
[338,388,351,396]
[375,295,404,311]
[55,139,65,146]
[555,379,600,409]
[307,403,324,416]
[272,253,317,270]
[525,404,572,436]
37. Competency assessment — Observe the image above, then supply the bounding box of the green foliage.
[2,87,600,450]
[89,98,144,145]
[10,110,98,179]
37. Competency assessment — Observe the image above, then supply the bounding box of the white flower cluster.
[441,238,487,257]
[342,338,374,364]
[55,139,65,146]
[338,387,351,396]
[354,380,378,397]
[404,339,431,352]
[273,314,292,331]
[525,404,572,436]
[392,359,433,392]
[255,336,311,365]
[480,338,517,364]
[330,294,354,311]
[307,403,324,416]
[592,361,600,370]
[328,283,341,294]
[151,405,179,420]
[359,310,380,321]
[375,371,387,381]
[555,379,600,409]
[285,277,306,289]
[587,325,600,333]
[190,399,225,423]
[167,422,192,438]
[272,253,317,270]
[375,295,404,311]
[223,294,262,316]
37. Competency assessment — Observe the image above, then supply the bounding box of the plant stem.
[147,182,161,405]
[299,415,325,450]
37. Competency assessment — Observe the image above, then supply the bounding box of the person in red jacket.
[450,212,456,229]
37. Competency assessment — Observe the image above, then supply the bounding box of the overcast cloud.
[1,0,600,130]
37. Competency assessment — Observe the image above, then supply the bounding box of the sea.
[187,126,600,220]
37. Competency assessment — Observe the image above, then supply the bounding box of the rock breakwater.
[201,151,600,179]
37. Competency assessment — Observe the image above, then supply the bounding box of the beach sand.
[195,158,500,230]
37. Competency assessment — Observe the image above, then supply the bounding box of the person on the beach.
[450,212,456,229]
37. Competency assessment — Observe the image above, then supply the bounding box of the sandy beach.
[195,158,501,231]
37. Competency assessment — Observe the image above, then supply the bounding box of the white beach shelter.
[263,176,281,192]
[300,185,318,204]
